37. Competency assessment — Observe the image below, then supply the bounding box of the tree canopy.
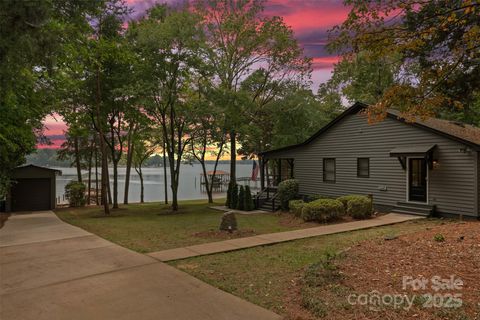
[0,0,101,196]
[329,0,480,123]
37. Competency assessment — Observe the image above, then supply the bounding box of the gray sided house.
[258,102,480,218]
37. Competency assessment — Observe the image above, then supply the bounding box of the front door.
[408,158,427,202]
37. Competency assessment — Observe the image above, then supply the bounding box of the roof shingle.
[388,110,480,147]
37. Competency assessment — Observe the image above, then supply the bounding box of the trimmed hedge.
[289,199,305,217]
[227,183,254,211]
[303,194,329,203]
[244,185,254,211]
[337,195,373,219]
[347,197,373,219]
[231,184,239,209]
[337,195,361,208]
[278,179,299,210]
[301,199,345,222]
[238,186,245,210]
[65,181,86,207]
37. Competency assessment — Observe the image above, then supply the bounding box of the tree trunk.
[87,140,94,205]
[162,138,168,204]
[107,123,119,209]
[95,67,109,215]
[135,165,144,203]
[95,149,99,205]
[106,165,112,205]
[168,155,179,211]
[123,126,135,204]
[207,140,225,203]
[199,161,212,203]
[171,179,178,210]
[112,160,118,209]
[229,130,236,182]
[74,136,82,183]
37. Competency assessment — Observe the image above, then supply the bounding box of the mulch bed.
[277,213,323,228]
[286,221,480,320]
[277,211,384,229]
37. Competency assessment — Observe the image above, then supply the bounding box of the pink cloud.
[312,56,340,69]
[43,114,67,136]
[265,0,350,32]
[40,1,350,148]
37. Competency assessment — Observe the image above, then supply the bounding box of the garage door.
[11,178,51,211]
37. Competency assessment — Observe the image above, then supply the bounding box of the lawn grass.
[170,218,451,316]
[55,199,309,253]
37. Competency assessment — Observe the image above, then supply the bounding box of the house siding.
[275,113,477,217]
[476,152,480,216]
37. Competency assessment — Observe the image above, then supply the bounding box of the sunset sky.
[41,0,350,149]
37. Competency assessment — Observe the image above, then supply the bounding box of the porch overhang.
[390,144,437,169]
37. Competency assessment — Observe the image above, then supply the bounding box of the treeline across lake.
[28,149,166,168]
[27,149,255,169]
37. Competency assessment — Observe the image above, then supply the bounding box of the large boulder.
[219,211,237,232]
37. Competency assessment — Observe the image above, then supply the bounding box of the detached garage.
[5,165,61,212]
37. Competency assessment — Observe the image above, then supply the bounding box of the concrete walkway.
[210,205,267,215]
[148,213,424,262]
[0,212,280,320]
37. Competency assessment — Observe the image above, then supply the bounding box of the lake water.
[54,163,260,203]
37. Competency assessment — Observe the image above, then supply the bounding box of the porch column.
[266,159,270,187]
[277,159,282,185]
[260,157,265,190]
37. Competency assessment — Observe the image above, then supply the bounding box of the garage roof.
[14,165,62,175]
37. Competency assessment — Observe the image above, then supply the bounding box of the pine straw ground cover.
[172,219,479,320]
[291,220,480,320]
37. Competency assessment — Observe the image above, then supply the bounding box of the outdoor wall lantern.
[458,147,472,153]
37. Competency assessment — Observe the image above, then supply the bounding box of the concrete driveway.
[0,211,281,320]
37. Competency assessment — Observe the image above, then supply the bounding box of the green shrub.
[65,181,86,207]
[434,234,445,242]
[289,199,305,217]
[337,195,361,208]
[244,185,254,211]
[338,195,373,219]
[347,197,373,219]
[231,184,239,209]
[301,199,345,222]
[303,194,328,203]
[277,179,299,210]
[225,181,234,208]
[238,186,245,210]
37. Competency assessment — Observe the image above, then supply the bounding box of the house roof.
[387,109,480,147]
[14,164,62,175]
[259,102,480,157]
